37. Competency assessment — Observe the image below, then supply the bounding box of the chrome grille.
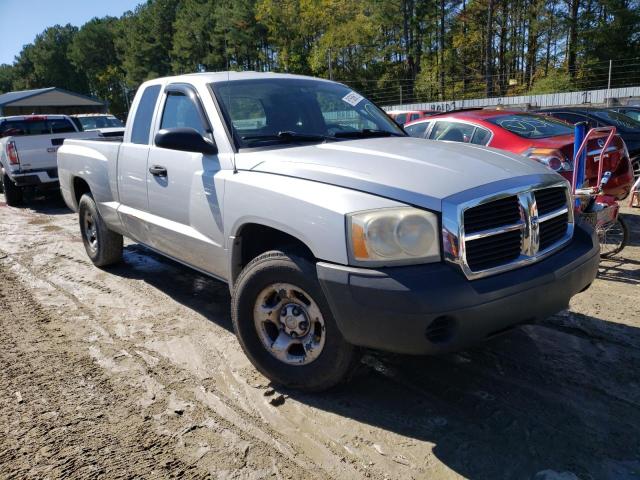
[463,195,520,233]
[453,183,574,279]
[539,212,569,250]
[535,187,567,215]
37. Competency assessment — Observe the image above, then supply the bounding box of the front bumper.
[317,223,599,355]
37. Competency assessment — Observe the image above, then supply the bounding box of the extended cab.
[0,114,94,205]
[58,73,600,391]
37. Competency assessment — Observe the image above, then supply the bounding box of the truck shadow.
[5,190,73,215]
[106,243,233,333]
[285,316,640,479]
[104,242,640,479]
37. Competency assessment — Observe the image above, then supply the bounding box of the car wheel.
[232,250,359,391]
[2,173,22,206]
[78,193,123,267]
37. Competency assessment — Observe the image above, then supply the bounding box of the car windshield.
[211,78,405,149]
[487,114,574,139]
[78,116,124,129]
[594,110,640,130]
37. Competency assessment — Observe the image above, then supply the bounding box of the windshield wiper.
[333,129,404,139]
[241,131,337,143]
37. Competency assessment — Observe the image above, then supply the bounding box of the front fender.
[224,171,407,269]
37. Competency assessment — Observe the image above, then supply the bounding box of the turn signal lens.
[347,207,441,266]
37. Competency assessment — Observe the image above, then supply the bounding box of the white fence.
[383,85,640,112]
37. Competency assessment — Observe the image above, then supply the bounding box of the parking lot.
[1,193,639,480]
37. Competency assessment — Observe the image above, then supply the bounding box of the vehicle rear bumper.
[10,168,59,187]
[316,223,599,355]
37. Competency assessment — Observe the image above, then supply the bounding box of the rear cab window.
[0,117,76,137]
[131,84,162,144]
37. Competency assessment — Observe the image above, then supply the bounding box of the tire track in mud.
[0,203,374,480]
[0,259,330,480]
[3,197,640,479]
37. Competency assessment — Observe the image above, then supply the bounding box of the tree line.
[0,0,638,115]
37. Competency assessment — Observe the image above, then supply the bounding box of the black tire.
[232,250,359,392]
[78,193,123,267]
[599,214,629,258]
[2,173,23,206]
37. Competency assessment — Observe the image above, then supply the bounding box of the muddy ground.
[0,192,639,480]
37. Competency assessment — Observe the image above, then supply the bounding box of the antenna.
[224,26,237,174]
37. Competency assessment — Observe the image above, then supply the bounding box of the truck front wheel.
[78,193,123,267]
[232,250,358,391]
[2,173,23,206]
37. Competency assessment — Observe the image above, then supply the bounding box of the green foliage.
[2,0,640,113]
[12,25,88,92]
[0,65,15,94]
[529,70,575,94]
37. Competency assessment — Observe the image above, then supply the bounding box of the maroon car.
[404,109,634,199]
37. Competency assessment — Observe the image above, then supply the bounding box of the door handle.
[149,165,167,177]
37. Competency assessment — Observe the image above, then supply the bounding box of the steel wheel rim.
[253,282,326,366]
[83,210,98,253]
[598,220,625,256]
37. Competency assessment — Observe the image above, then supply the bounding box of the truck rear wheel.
[78,193,123,267]
[232,250,358,391]
[2,173,23,206]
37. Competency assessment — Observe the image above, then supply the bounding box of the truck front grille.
[459,184,573,278]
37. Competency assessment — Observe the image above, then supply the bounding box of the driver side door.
[145,83,227,278]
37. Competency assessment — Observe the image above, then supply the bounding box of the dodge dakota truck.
[1,114,95,205]
[57,72,600,391]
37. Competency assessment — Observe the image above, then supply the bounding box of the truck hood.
[234,137,559,210]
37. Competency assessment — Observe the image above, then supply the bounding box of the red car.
[404,109,634,199]
[387,109,439,125]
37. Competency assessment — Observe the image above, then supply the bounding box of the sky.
[0,0,143,65]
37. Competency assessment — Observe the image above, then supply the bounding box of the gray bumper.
[317,223,600,355]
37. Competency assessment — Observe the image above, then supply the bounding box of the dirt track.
[1,192,639,480]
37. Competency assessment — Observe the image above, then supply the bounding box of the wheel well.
[73,177,91,205]
[232,224,316,283]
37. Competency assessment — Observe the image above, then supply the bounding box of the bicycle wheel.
[598,215,629,258]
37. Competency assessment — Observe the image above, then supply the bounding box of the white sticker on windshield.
[342,91,364,107]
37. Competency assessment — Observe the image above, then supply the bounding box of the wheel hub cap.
[253,283,326,366]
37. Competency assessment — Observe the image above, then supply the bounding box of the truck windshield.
[487,114,574,139]
[211,78,405,148]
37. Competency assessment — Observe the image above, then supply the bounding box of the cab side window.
[160,92,207,137]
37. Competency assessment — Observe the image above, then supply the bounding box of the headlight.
[347,207,441,265]
[524,147,572,172]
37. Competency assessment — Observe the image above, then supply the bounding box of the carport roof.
[0,87,104,107]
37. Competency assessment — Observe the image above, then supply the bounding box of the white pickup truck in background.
[0,115,95,205]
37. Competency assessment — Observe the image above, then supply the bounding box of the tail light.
[524,147,572,172]
[6,140,19,165]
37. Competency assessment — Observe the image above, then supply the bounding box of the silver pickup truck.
[58,72,600,391]
[1,114,95,205]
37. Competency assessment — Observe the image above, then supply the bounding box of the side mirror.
[155,127,217,155]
